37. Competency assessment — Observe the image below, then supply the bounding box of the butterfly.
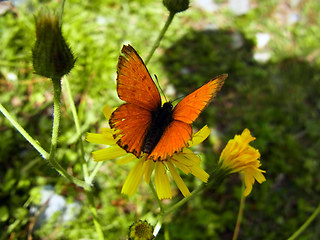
[109,45,227,161]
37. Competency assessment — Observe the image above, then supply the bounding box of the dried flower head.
[129,220,154,240]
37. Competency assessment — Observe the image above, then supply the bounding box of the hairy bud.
[32,10,75,80]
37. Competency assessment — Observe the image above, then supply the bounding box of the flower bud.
[163,0,189,14]
[32,10,75,80]
[129,220,154,240]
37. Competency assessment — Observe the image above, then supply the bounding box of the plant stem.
[232,184,246,240]
[64,76,89,181]
[144,12,175,65]
[49,79,62,159]
[48,78,88,188]
[64,76,104,239]
[149,181,165,214]
[287,202,320,240]
[0,85,87,188]
[164,184,205,216]
[59,0,66,23]
[88,162,103,185]
[165,166,228,216]
[0,104,49,159]
[87,187,105,240]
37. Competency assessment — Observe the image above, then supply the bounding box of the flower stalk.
[144,12,175,65]
[164,165,228,216]
[0,93,87,188]
[0,104,49,159]
[149,182,165,214]
[46,78,87,187]
[287,202,320,240]
[64,76,104,239]
[64,76,89,182]
[232,183,246,240]
[49,78,62,160]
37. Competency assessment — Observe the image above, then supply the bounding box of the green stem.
[164,167,228,216]
[0,104,49,159]
[49,79,61,159]
[59,0,66,23]
[64,77,104,239]
[164,224,170,240]
[144,12,175,65]
[0,88,87,188]
[48,78,88,188]
[87,187,105,240]
[64,76,89,181]
[232,183,246,240]
[164,184,205,215]
[149,181,165,214]
[88,161,104,185]
[287,202,320,240]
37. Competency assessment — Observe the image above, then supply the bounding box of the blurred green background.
[1,0,319,239]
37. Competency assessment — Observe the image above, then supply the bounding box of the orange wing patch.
[109,103,152,157]
[173,74,227,124]
[117,45,161,111]
[148,120,192,161]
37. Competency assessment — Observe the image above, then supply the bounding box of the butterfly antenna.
[154,74,168,102]
[171,95,184,104]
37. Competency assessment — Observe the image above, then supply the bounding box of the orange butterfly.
[109,45,227,161]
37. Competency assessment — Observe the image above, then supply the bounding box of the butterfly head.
[162,102,173,111]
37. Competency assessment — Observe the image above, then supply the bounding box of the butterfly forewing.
[172,74,227,124]
[117,45,161,111]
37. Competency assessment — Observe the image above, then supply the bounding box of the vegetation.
[0,0,319,239]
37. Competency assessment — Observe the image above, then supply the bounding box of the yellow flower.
[86,104,210,199]
[218,129,266,196]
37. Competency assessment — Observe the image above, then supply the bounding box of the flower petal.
[243,174,255,196]
[219,128,266,196]
[116,154,137,165]
[121,157,145,196]
[103,104,113,120]
[172,159,191,175]
[92,146,127,161]
[189,164,209,182]
[144,159,155,184]
[155,162,172,199]
[188,125,211,147]
[182,148,201,164]
[86,133,116,145]
[167,161,190,197]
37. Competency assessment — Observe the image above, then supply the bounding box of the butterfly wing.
[116,44,161,111]
[109,103,152,157]
[147,74,227,160]
[148,120,192,160]
[109,45,161,157]
[172,74,227,124]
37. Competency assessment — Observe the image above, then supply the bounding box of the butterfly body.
[109,45,227,161]
[143,102,174,156]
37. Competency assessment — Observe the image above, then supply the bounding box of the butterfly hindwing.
[148,120,192,160]
[109,103,152,157]
[117,44,161,111]
[172,74,227,124]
